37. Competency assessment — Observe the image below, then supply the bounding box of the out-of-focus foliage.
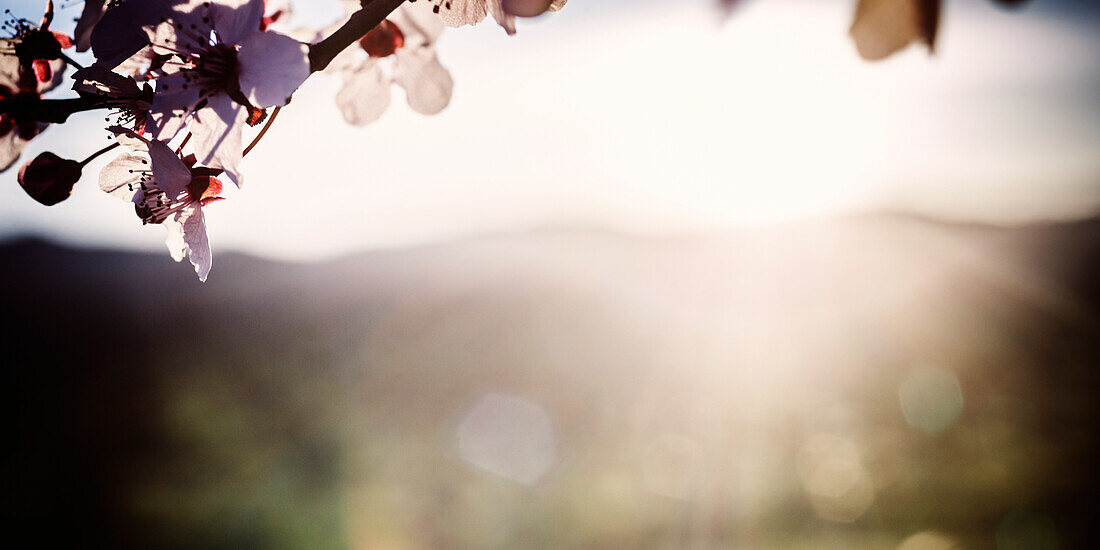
[1,213,1097,549]
[846,0,1033,61]
[850,0,941,60]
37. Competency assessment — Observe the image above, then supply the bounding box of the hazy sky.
[2,0,1098,259]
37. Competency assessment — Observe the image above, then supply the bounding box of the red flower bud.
[17,152,82,206]
[359,20,405,58]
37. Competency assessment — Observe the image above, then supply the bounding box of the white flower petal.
[189,94,246,187]
[0,39,20,91]
[394,47,453,115]
[105,126,193,198]
[152,0,264,46]
[148,75,201,142]
[336,60,392,126]
[165,217,187,262]
[208,0,265,46]
[147,145,193,197]
[164,205,212,281]
[98,152,146,201]
[237,31,310,108]
[108,125,150,153]
[391,3,446,43]
[435,0,489,28]
[0,129,30,173]
[325,45,359,75]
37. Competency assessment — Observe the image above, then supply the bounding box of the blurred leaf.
[850,0,941,61]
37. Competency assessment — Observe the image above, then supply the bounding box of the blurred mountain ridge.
[1,211,1098,549]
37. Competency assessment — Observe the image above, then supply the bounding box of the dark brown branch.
[308,0,407,73]
[0,96,108,123]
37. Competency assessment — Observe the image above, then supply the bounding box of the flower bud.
[359,20,405,58]
[502,0,554,17]
[17,152,82,206]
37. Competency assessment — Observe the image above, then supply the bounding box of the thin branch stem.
[308,0,407,73]
[77,141,120,167]
[242,106,281,157]
[176,132,193,156]
[58,52,84,70]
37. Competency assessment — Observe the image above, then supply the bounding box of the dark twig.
[78,141,120,167]
[308,0,406,73]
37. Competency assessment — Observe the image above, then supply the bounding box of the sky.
[2,0,1099,260]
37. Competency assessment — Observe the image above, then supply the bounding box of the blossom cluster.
[1,0,566,280]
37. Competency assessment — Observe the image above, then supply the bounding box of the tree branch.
[308,0,407,73]
[4,0,407,122]
[0,96,107,123]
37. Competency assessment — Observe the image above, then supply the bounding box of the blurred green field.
[1,213,1097,549]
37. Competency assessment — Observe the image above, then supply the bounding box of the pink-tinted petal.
[336,59,392,126]
[394,47,453,115]
[236,31,310,108]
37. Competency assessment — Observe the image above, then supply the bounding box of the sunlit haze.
[3,2,1100,547]
[2,0,1098,261]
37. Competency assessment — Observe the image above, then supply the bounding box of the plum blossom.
[328,1,453,126]
[71,65,153,132]
[412,0,568,34]
[100,126,224,281]
[93,0,310,187]
[1,38,64,171]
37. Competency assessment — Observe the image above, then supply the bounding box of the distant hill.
[1,214,1098,549]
